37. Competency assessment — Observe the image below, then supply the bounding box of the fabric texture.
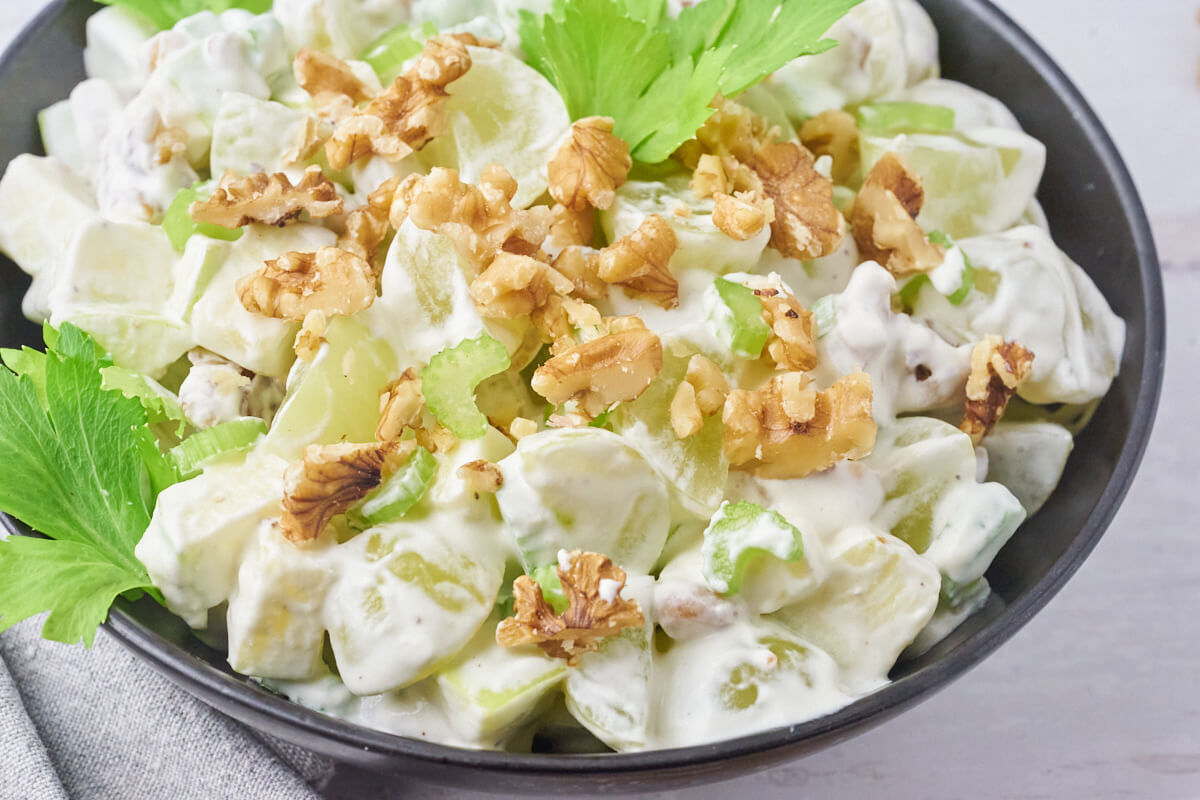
[0,617,336,800]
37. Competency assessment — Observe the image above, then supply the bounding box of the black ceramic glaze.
[0,0,1165,793]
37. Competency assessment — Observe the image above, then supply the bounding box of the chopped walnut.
[596,215,679,308]
[670,355,730,439]
[339,175,401,272]
[470,252,574,335]
[690,154,728,201]
[152,121,189,165]
[414,422,458,454]
[757,288,818,372]
[850,153,944,277]
[531,326,663,418]
[279,441,415,543]
[281,117,325,167]
[294,48,374,120]
[545,203,595,254]
[960,336,1035,444]
[457,459,504,494]
[190,165,343,229]
[496,550,645,665]
[723,372,877,480]
[376,368,425,442]
[508,417,539,441]
[390,166,552,274]
[712,191,775,241]
[294,310,328,362]
[237,246,376,321]
[547,116,632,212]
[751,141,845,261]
[551,246,606,300]
[326,35,471,170]
[799,109,861,186]
[680,96,779,166]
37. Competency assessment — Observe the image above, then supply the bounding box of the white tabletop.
[0,2,1195,798]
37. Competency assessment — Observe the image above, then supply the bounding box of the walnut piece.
[850,153,944,277]
[326,35,472,170]
[339,175,401,272]
[237,246,376,321]
[457,460,504,494]
[547,116,632,212]
[190,165,343,229]
[960,336,1035,444]
[680,96,778,166]
[279,441,415,543]
[508,417,539,441]
[294,309,328,362]
[552,246,607,300]
[712,191,775,241]
[545,203,596,254]
[723,372,877,479]
[294,48,373,120]
[751,141,845,261]
[756,288,818,372]
[799,109,860,186]
[596,215,679,308]
[531,325,663,418]
[376,368,425,442]
[496,551,645,665]
[390,166,551,274]
[670,355,730,439]
[469,252,575,340]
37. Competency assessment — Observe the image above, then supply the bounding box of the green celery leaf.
[101,366,190,436]
[0,537,150,647]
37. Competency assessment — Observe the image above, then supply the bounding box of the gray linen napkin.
[0,617,334,800]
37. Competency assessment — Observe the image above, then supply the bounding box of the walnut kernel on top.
[960,336,1035,444]
[548,116,633,212]
[190,165,343,229]
[850,152,945,277]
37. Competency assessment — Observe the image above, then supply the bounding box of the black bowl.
[0,0,1165,793]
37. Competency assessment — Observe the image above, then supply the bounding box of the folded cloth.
[0,618,335,800]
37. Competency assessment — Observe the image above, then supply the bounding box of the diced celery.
[163,185,244,252]
[708,278,771,359]
[928,230,975,305]
[701,501,804,596]
[856,101,956,135]
[362,21,437,84]
[528,563,568,614]
[170,418,267,479]
[346,447,438,530]
[422,333,511,439]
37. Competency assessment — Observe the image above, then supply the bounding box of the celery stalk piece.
[707,277,771,359]
[701,500,805,596]
[169,418,267,479]
[422,333,511,439]
[163,185,244,252]
[362,21,437,84]
[528,563,568,614]
[927,230,975,304]
[856,102,956,135]
[346,447,438,530]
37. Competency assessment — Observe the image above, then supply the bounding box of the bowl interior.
[0,0,1164,792]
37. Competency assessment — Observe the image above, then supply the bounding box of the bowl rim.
[0,0,1166,778]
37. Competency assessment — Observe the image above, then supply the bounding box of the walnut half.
[279,441,415,543]
[757,288,818,372]
[850,153,944,277]
[670,355,730,439]
[496,550,645,665]
[190,165,343,229]
[751,141,845,262]
[531,324,663,418]
[596,215,679,309]
[547,116,632,212]
[960,336,1035,444]
[723,372,877,480]
[237,246,376,321]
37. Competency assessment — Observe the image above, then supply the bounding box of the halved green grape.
[264,314,399,459]
[701,501,804,596]
[770,524,940,691]
[422,333,511,440]
[346,447,438,530]
[980,420,1073,516]
[162,184,244,252]
[362,21,437,84]
[856,101,956,135]
[496,428,670,574]
[170,418,268,480]
[435,612,567,748]
[706,278,771,359]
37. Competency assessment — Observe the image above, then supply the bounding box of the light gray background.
[0,2,1196,798]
